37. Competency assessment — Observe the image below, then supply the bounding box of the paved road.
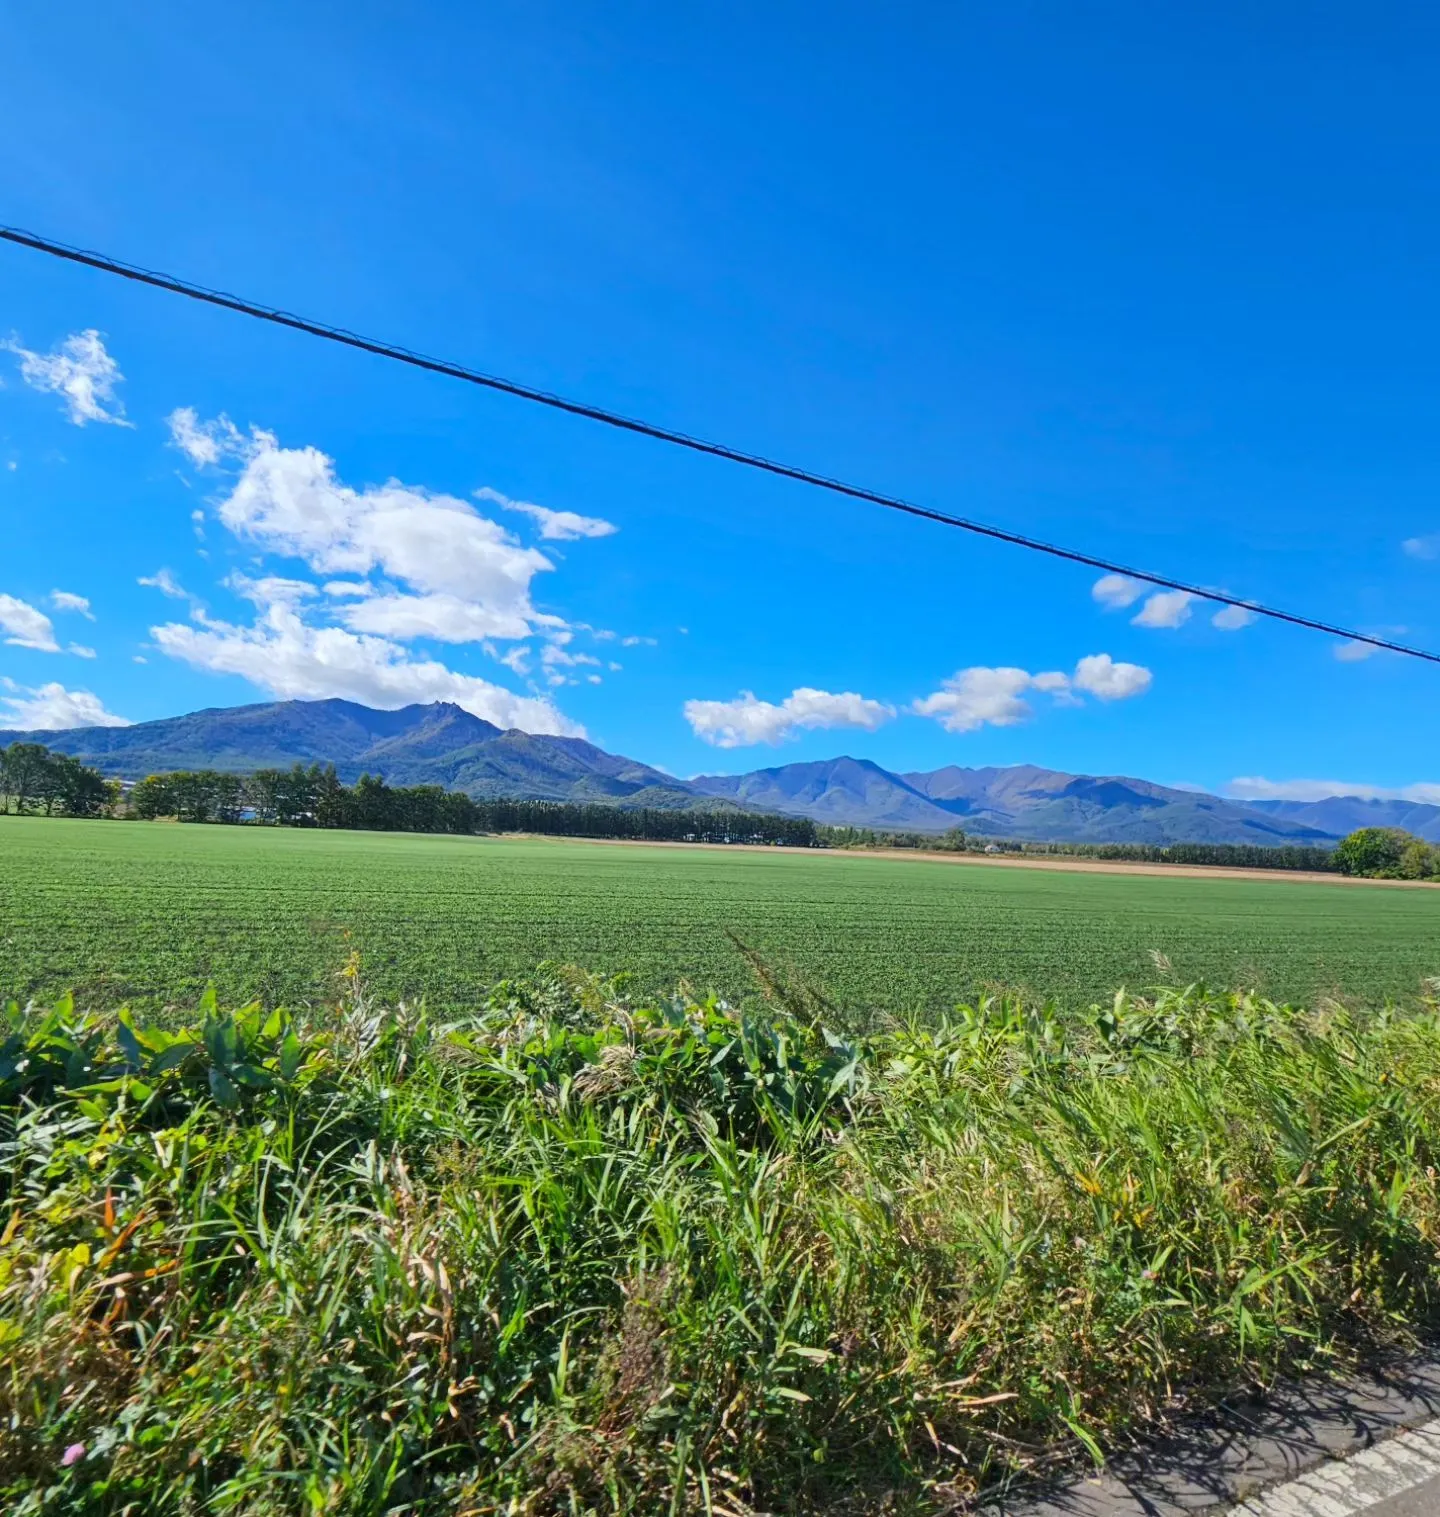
[1228,1421,1440,1515]
[1367,1469,1440,1516]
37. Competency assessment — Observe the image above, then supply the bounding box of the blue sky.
[1,2,1438,801]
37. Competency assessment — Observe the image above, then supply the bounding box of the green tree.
[1334,827,1412,878]
[1397,839,1438,881]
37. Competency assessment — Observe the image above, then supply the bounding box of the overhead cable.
[2,221,1434,665]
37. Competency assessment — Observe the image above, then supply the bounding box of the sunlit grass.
[4,968,1440,1512]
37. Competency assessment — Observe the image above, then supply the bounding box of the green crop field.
[2,815,1437,1014]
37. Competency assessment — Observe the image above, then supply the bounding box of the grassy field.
[2,816,1436,1014]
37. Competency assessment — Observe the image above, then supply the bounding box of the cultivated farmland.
[3,817,1436,1013]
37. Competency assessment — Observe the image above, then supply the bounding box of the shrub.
[5,971,1440,1512]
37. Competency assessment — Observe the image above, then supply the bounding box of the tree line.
[5,742,1437,875]
[0,742,119,817]
[121,760,825,845]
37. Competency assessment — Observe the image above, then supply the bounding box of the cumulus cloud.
[1229,776,1440,806]
[151,602,580,736]
[0,679,129,730]
[914,654,1151,733]
[1403,534,1439,561]
[5,329,131,427]
[1091,573,1146,610]
[475,486,618,542]
[684,687,896,748]
[208,429,552,639]
[913,667,1043,732]
[50,590,94,619]
[1072,653,1153,700]
[1211,603,1256,630]
[1131,589,1194,629]
[145,415,624,731]
[0,593,62,652]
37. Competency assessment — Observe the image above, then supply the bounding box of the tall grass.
[4,968,1440,1513]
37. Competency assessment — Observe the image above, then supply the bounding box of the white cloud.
[1229,776,1440,806]
[138,568,192,600]
[211,429,552,635]
[1,680,129,730]
[68,644,97,659]
[1402,534,1439,561]
[0,593,61,651]
[226,573,317,610]
[914,654,1151,733]
[684,687,896,748]
[475,486,618,541]
[5,329,131,427]
[621,635,657,648]
[321,580,372,598]
[1211,603,1256,630]
[151,603,579,736]
[1132,590,1194,629]
[166,406,245,467]
[342,591,531,643]
[1092,573,1145,609]
[913,667,1054,733]
[1334,639,1379,662]
[50,590,94,619]
[1072,653,1153,700]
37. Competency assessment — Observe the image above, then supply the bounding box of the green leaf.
[150,1041,195,1075]
[116,1018,144,1071]
[208,1066,240,1109]
[279,1031,303,1082]
[203,1016,239,1071]
[230,1063,274,1090]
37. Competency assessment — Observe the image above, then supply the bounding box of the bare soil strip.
[516,833,1438,889]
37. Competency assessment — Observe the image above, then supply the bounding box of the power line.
[3,220,1436,667]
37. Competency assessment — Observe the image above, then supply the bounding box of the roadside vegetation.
[5,965,1440,1513]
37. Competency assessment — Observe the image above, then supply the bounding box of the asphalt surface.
[1368,1470,1440,1517]
[981,1351,1440,1516]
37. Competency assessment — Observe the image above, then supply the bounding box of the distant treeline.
[1000,839,1342,871]
[128,764,823,845]
[821,823,1340,872]
[0,742,118,817]
[6,742,1435,876]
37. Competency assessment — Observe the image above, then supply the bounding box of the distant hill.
[8,695,1430,844]
[1246,795,1440,844]
[693,757,1336,844]
[0,698,703,809]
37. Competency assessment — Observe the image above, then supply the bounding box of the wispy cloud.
[5,329,132,427]
[50,590,95,619]
[1402,533,1439,561]
[1334,639,1380,662]
[684,687,895,748]
[138,568,194,601]
[475,486,618,541]
[1229,776,1440,805]
[166,407,246,467]
[0,593,61,652]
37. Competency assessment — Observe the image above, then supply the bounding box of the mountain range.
[6,697,1439,845]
